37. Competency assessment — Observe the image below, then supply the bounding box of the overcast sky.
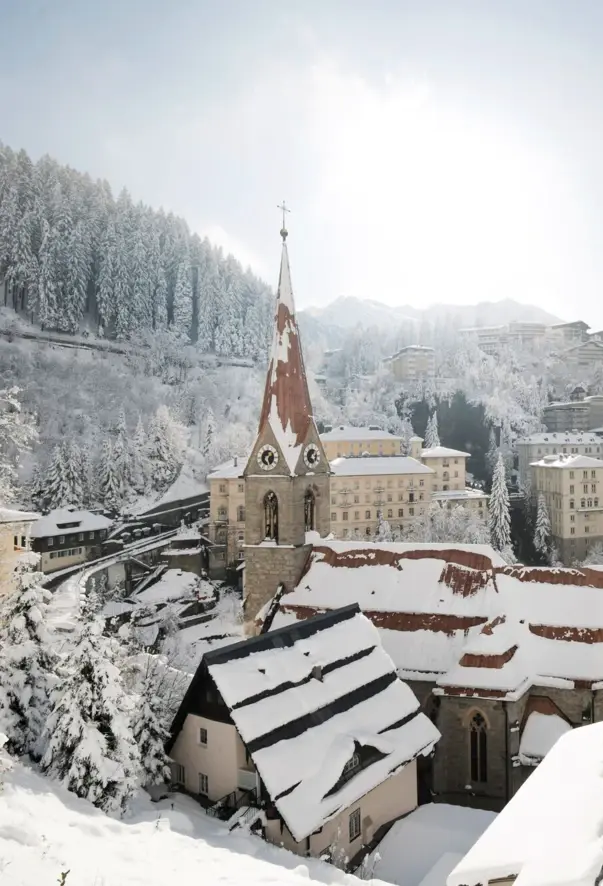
[2,0,603,324]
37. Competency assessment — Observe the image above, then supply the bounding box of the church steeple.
[254,220,320,476]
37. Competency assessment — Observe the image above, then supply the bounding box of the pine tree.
[59,440,85,507]
[172,258,192,340]
[146,406,184,492]
[534,493,552,558]
[424,411,440,449]
[489,453,512,553]
[44,443,73,509]
[97,438,122,511]
[0,553,56,757]
[113,408,132,495]
[201,407,216,461]
[131,415,149,494]
[40,613,140,814]
[487,426,499,480]
[132,669,171,787]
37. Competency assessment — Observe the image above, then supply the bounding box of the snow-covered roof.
[135,569,205,605]
[169,604,439,842]
[0,506,39,524]
[330,456,433,477]
[207,458,246,480]
[266,541,603,696]
[320,425,403,441]
[518,708,572,767]
[517,432,602,445]
[421,447,471,458]
[448,722,603,886]
[432,489,489,502]
[529,453,603,469]
[30,508,112,538]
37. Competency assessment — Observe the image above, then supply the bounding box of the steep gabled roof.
[169,604,439,842]
[255,238,317,474]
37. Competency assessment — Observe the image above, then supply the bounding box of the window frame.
[348,808,361,842]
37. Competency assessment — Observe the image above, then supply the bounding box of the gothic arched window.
[304,489,316,532]
[469,711,488,783]
[264,492,278,542]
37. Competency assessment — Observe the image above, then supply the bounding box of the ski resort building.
[30,507,112,573]
[167,604,439,865]
[0,506,38,595]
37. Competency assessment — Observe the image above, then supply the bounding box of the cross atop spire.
[277,200,290,241]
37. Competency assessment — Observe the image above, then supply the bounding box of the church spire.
[255,215,316,474]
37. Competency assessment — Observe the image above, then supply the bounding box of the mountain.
[301,296,563,332]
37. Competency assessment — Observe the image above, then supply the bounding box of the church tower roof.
[256,220,317,474]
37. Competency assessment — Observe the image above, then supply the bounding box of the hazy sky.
[2,0,603,324]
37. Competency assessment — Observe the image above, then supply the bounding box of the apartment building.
[459,322,548,355]
[320,425,403,459]
[564,339,603,369]
[549,320,589,345]
[421,445,470,492]
[543,395,603,433]
[384,345,435,381]
[0,506,38,596]
[530,454,603,563]
[330,455,434,539]
[517,432,603,490]
[207,457,246,576]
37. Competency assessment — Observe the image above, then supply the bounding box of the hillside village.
[3,190,603,886]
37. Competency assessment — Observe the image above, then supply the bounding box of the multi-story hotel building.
[517,432,603,490]
[319,425,404,459]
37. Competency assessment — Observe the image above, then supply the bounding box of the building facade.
[516,432,603,490]
[320,425,403,459]
[530,454,603,563]
[385,345,436,381]
[207,457,245,577]
[30,507,112,573]
[0,506,38,596]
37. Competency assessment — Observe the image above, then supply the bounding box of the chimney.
[234,456,238,467]
[409,436,423,460]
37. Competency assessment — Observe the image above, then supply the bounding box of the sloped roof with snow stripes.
[203,604,439,840]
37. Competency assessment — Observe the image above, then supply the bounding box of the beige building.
[385,345,435,381]
[320,425,403,459]
[543,395,603,433]
[167,605,439,866]
[421,445,471,492]
[207,457,246,576]
[530,453,603,563]
[459,322,548,356]
[0,506,38,596]
[330,455,434,539]
[30,507,112,573]
[517,432,603,490]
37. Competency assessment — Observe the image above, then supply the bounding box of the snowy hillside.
[301,296,562,332]
[0,757,388,886]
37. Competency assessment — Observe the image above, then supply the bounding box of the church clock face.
[257,444,279,471]
[304,444,321,468]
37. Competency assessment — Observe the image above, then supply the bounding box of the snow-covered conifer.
[486,426,499,478]
[97,437,122,511]
[374,511,393,542]
[534,493,552,557]
[132,670,171,787]
[424,411,440,449]
[0,553,56,757]
[146,406,184,491]
[201,407,216,461]
[40,613,140,814]
[113,408,132,494]
[131,415,150,494]
[0,386,36,503]
[489,454,512,553]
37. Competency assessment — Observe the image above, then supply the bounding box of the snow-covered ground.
[366,804,496,886]
[0,758,389,886]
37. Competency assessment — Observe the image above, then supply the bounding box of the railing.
[206,786,259,820]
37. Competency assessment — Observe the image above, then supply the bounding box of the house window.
[584,485,589,494]
[218,507,227,520]
[469,712,488,783]
[237,505,245,522]
[219,483,226,493]
[78,533,84,541]
[398,509,404,517]
[593,471,597,479]
[409,493,415,503]
[343,753,360,777]
[354,495,359,504]
[48,537,54,546]
[331,512,336,521]
[171,762,185,785]
[409,507,414,516]
[593,485,597,494]
[419,479,424,487]
[570,515,575,522]
[20,535,26,548]
[365,510,371,519]
[199,727,208,745]
[198,773,209,795]
[238,483,244,493]
[570,485,575,494]
[570,500,575,509]
[571,527,575,535]
[59,535,65,544]
[387,509,393,518]
[349,808,361,842]
[264,491,278,541]
[343,512,349,521]
[89,531,95,540]
[365,527,371,536]
[586,526,590,534]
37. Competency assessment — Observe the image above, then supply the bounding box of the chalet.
[167,604,440,865]
[30,507,112,573]
[261,541,603,811]
[448,722,603,886]
[0,505,39,595]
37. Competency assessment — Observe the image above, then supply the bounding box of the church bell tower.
[243,212,330,628]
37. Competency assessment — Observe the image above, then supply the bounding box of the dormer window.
[311,665,323,682]
[342,753,360,776]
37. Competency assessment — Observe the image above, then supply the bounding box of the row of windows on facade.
[332,491,425,506]
[333,478,427,490]
[45,530,106,545]
[12,535,28,548]
[218,483,245,494]
[332,507,422,522]
[535,447,601,455]
[48,547,83,560]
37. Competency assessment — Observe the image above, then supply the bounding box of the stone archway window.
[304,489,316,532]
[469,711,488,783]
[264,491,278,542]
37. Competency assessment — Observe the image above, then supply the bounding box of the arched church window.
[264,492,278,542]
[469,711,488,783]
[304,489,316,532]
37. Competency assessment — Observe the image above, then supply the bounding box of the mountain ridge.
[301,296,563,331]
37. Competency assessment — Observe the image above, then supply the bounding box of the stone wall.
[243,544,311,630]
